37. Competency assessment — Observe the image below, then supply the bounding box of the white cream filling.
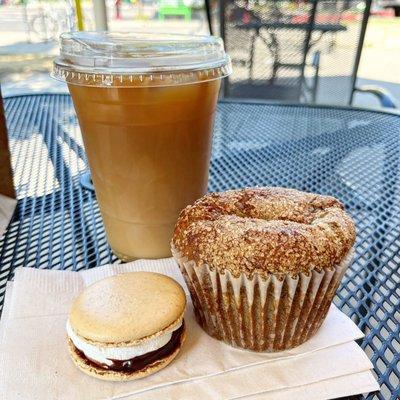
[67,320,181,366]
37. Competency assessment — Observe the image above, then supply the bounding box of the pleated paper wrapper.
[172,247,353,352]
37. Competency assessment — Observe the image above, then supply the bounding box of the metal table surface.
[0,94,399,400]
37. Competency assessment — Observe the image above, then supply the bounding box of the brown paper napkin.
[125,371,379,400]
[0,259,379,400]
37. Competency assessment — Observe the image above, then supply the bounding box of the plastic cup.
[53,32,231,260]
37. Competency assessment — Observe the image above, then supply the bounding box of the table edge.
[3,91,400,118]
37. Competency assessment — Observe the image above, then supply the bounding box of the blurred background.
[0,0,399,108]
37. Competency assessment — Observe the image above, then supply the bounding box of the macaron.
[67,272,186,381]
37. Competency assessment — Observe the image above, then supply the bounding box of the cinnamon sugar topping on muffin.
[172,187,356,277]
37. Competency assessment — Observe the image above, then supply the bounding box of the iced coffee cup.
[53,32,231,260]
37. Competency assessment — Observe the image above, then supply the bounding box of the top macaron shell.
[69,272,186,346]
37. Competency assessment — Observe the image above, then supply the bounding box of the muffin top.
[172,187,356,277]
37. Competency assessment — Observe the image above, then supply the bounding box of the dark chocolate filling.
[74,322,184,374]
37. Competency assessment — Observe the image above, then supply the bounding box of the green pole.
[74,0,84,31]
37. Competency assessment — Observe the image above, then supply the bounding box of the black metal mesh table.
[1,94,399,399]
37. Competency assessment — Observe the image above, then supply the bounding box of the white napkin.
[0,193,15,238]
[0,259,379,400]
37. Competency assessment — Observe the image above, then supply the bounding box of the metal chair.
[208,0,395,106]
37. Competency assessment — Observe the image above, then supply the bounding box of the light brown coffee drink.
[53,32,231,260]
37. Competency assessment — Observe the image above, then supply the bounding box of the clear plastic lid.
[53,31,232,87]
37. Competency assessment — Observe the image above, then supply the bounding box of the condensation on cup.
[53,32,231,260]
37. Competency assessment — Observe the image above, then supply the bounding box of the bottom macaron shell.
[67,326,186,381]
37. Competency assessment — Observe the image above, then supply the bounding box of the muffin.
[67,272,186,380]
[171,187,355,352]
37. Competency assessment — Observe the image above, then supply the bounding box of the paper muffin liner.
[172,247,354,352]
